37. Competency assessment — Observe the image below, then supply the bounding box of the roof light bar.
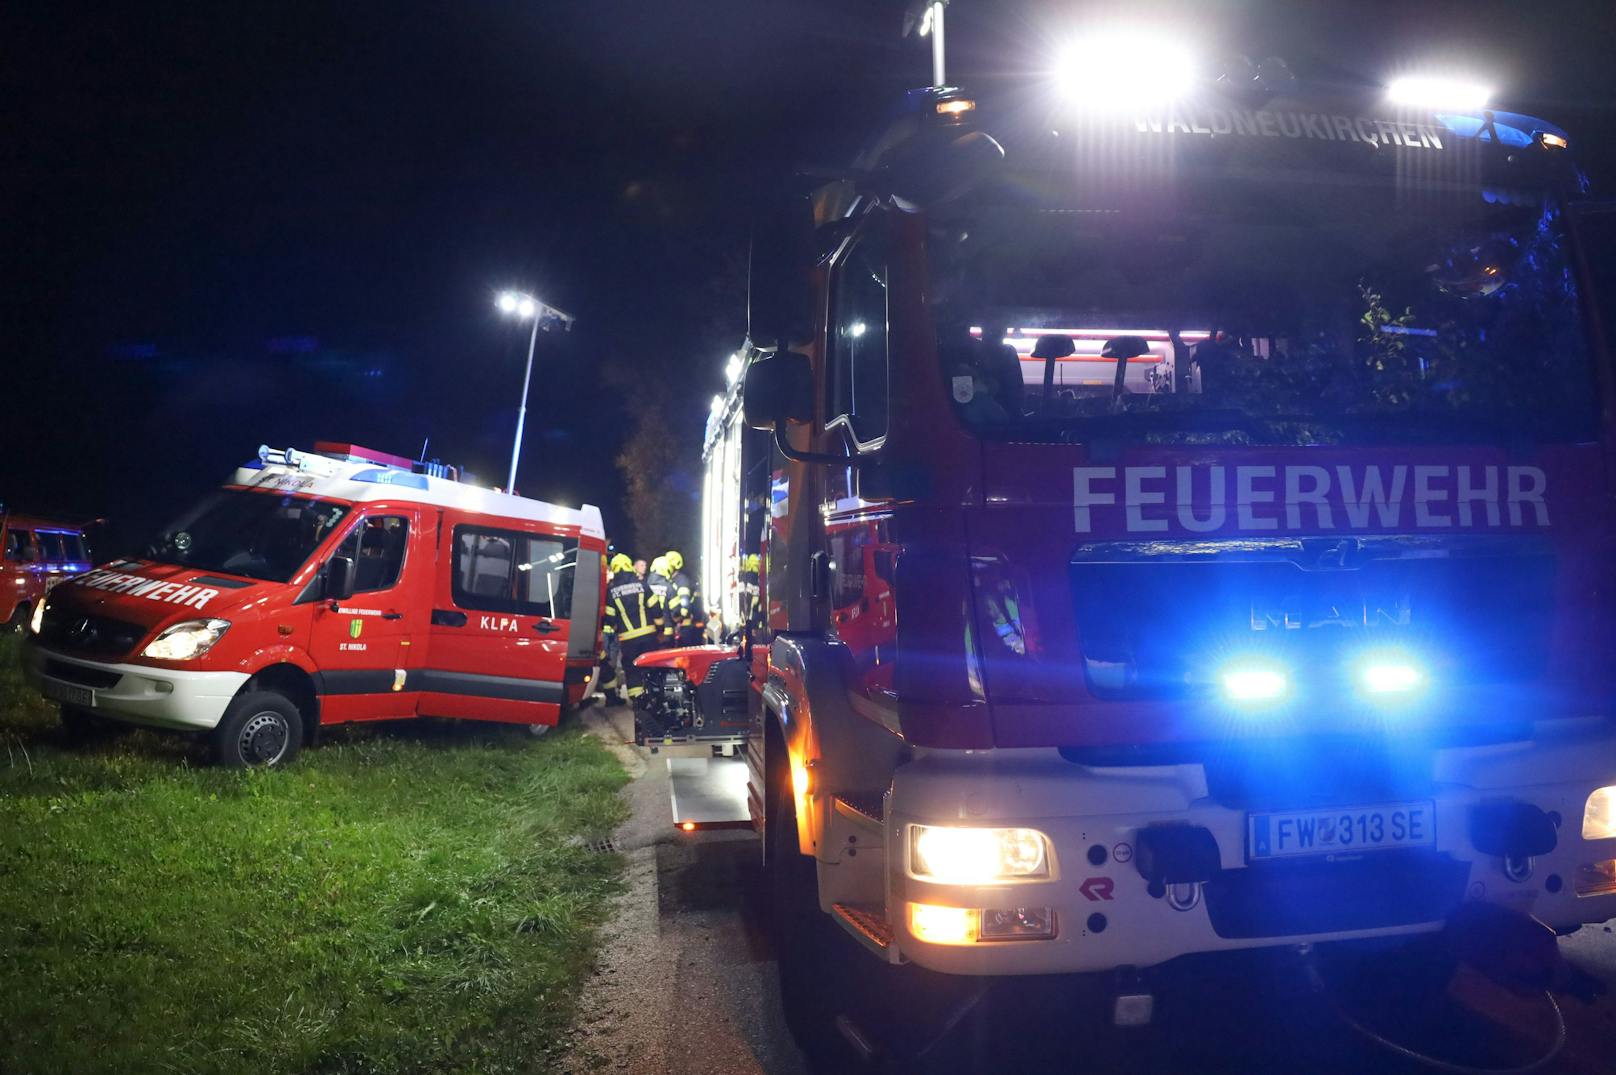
[1386,77,1491,111]
[1053,31,1198,111]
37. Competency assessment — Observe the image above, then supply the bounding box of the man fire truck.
[663,20,1616,1070]
[24,442,605,765]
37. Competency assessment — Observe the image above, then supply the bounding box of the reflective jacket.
[604,570,660,641]
[647,570,673,636]
[668,569,695,626]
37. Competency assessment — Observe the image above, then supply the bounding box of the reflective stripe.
[627,685,646,697]
[619,624,657,640]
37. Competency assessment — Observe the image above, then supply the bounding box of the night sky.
[5,1,1614,556]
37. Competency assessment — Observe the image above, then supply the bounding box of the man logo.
[349,619,364,640]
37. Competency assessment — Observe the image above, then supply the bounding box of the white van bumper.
[884,719,1616,975]
[25,645,247,731]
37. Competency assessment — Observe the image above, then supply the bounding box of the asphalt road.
[561,707,1616,1074]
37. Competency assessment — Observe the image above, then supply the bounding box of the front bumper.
[24,644,248,731]
[885,719,1616,975]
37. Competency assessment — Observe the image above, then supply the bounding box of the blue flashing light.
[1432,110,1566,150]
[1358,651,1424,696]
[351,468,429,490]
[1221,663,1288,702]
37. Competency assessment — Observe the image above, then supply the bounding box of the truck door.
[307,509,425,723]
[564,548,604,706]
[421,519,577,726]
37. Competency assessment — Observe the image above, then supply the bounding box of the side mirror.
[742,351,815,431]
[748,195,817,350]
[326,556,356,602]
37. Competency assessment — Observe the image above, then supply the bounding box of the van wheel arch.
[239,664,320,746]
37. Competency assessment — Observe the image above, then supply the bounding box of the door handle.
[381,611,403,621]
[531,620,561,634]
[431,609,467,627]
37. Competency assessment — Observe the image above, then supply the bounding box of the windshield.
[146,489,351,583]
[929,178,1595,445]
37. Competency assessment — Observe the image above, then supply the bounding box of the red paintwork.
[1,514,93,625]
[636,644,740,682]
[33,449,606,731]
[762,204,1616,754]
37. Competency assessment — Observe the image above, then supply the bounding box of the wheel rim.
[238,711,290,765]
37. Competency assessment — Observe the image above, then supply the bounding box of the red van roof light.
[312,441,417,470]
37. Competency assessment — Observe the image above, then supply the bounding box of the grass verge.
[0,633,629,1074]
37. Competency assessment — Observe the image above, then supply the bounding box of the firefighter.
[665,549,703,646]
[647,555,674,644]
[738,551,761,634]
[603,552,662,705]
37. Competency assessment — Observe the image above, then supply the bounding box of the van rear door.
[421,513,577,726]
[563,548,603,704]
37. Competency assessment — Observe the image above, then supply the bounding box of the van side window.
[62,534,88,564]
[36,533,67,562]
[334,516,409,593]
[828,228,890,446]
[452,526,579,619]
[3,530,28,561]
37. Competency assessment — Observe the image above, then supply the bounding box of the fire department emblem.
[349,619,363,640]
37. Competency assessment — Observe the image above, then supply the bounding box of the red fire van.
[23,443,606,765]
[2,512,95,629]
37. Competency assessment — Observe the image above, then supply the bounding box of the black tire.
[769,744,869,1071]
[211,690,303,767]
[765,724,1004,1075]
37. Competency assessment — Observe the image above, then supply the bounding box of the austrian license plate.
[1248,801,1434,861]
[41,679,94,709]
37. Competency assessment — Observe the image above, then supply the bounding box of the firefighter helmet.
[609,553,633,574]
[651,555,670,577]
[666,550,684,572]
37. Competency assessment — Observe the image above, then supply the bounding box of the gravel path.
[557,707,808,1075]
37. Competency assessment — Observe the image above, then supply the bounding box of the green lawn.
[0,633,628,1074]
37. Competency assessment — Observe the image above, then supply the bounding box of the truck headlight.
[910,824,1052,883]
[1583,786,1616,840]
[142,619,231,661]
[29,599,45,635]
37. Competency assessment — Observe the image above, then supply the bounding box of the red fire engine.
[24,442,606,766]
[660,23,1616,1068]
[2,511,95,629]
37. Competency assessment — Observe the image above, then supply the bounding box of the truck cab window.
[829,230,890,446]
[3,530,28,561]
[452,526,579,619]
[334,516,408,593]
[36,533,67,562]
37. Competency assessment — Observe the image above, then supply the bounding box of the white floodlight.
[1054,31,1198,111]
[1387,77,1491,111]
